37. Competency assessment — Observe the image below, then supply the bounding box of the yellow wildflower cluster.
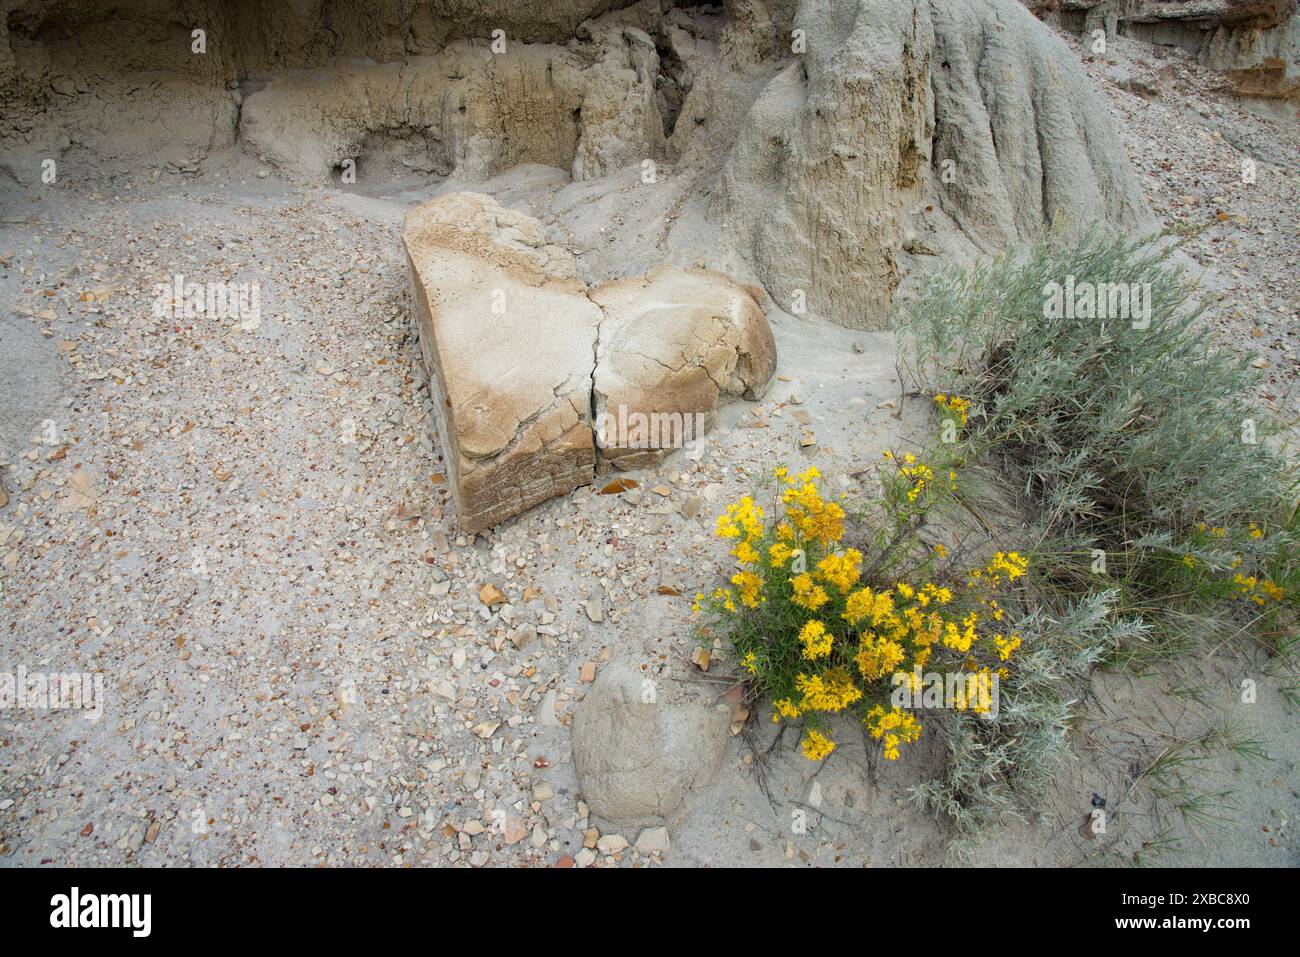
[1233,573,1286,605]
[779,466,845,545]
[1180,516,1289,607]
[769,542,795,567]
[843,587,896,628]
[865,706,923,760]
[697,464,1032,766]
[950,669,997,713]
[885,451,959,503]
[816,548,863,593]
[731,570,763,608]
[773,698,801,720]
[795,669,863,712]
[933,393,971,426]
[801,729,836,761]
[799,620,833,660]
[972,551,1028,588]
[715,495,764,540]
[1195,521,1273,542]
[899,453,934,502]
[855,634,906,681]
[791,573,830,611]
[993,632,1022,661]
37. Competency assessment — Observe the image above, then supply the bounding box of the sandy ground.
[0,33,1296,867]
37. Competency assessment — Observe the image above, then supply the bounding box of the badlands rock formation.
[403,191,776,532]
[717,0,1152,327]
[238,27,666,183]
[591,268,775,470]
[402,192,603,534]
[1038,0,1300,97]
[6,0,1286,525]
[0,0,1178,329]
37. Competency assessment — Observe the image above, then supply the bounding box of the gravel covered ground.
[0,32,1296,868]
[1080,34,1300,412]
[0,154,912,866]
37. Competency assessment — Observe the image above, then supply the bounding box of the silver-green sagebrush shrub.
[894,230,1297,851]
[897,229,1296,654]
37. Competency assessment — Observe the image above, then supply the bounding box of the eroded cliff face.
[714,0,1151,326]
[0,0,1175,328]
[1032,0,1300,98]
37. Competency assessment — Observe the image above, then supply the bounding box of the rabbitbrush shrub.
[692,460,1033,765]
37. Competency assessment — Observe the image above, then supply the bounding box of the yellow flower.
[951,669,995,714]
[799,619,834,660]
[791,573,830,611]
[934,393,970,426]
[843,587,894,627]
[815,548,862,593]
[768,542,794,567]
[711,586,737,613]
[922,583,953,605]
[993,632,1022,662]
[855,635,905,681]
[731,570,764,608]
[941,613,979,653]
[801,729,836,761]
[772,698,801,722]
[865,706,921,760]
[741,651,759,675]
[897,455,936,502]
[796,669,862,712]
[984,551,1029,583]
[1237,573,1285,603]
[781,474,845,544]
[715,496,764,540]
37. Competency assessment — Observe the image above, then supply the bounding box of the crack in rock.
[403,191,776,533]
